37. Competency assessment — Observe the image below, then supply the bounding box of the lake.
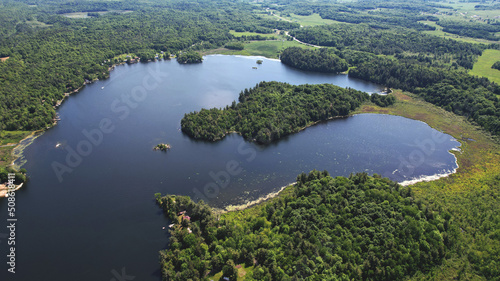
[0,55,459,280]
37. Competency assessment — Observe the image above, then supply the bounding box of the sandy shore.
[399,154,459,186]
[213,182,296,215]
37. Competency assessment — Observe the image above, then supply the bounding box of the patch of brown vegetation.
[394,91,411,101]
[201,48,227,56]
[0,57,9,62]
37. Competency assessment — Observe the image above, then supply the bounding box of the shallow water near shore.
[0,55,459,281]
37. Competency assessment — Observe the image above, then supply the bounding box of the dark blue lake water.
[0,55,459,281]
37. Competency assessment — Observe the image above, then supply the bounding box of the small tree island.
[154,143,171,152]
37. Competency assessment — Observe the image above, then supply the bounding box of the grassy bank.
[0,131,31,168]
[203,40,314,59]
[278,13,340,26]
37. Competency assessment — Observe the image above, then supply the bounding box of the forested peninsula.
[156,171,452,280]
[181,82,372,144]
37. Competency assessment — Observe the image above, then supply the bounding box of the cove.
[0,55,459,281]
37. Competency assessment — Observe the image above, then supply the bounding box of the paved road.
[284,31,323,48]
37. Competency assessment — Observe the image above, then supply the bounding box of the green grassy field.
[470,49,500,84]
[62,12,90,18]
[204,40,314,59]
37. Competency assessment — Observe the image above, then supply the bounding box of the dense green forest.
[156,171,454,280]
[181,82,371,144]
[349,57,500,135]
[177,51,203,64]
[289,23,484,69]
[267,0,440,30]
[280,47,348,73]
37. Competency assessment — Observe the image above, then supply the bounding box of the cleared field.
[229,30,277,38]
[281,13,341,26]
[205,40,314,59]
[63,10,132,18]
[470,49,500,85]
[63,12,90,18]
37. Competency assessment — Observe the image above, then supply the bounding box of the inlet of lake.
[0,55,460,281]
